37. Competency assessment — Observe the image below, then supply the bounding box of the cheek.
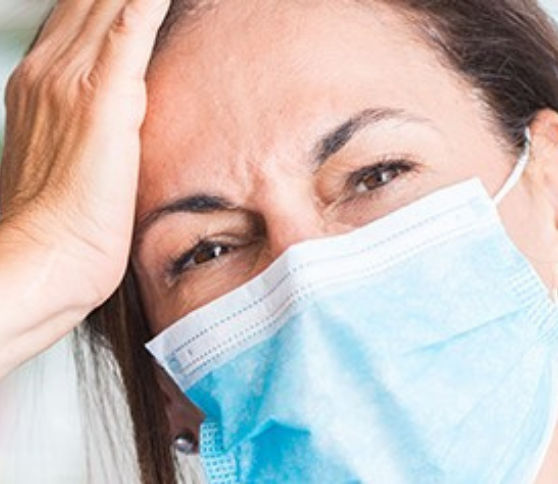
[137,275,189,333]
[498,183,555,289]
[133,264,168,330]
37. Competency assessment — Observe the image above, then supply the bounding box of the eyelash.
[167,157,418,279]
[345,158,417,199]
[168,237,238,280]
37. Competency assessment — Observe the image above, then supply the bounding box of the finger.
[37,0,129,73]
[33,0,96,50]
[34,0,133,74]
[68,0,129,55]
[29,0,132,93]
[98,0,172,83]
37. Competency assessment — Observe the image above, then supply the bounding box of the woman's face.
[135,0,558,332]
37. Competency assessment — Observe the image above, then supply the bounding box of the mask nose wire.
[493,128,532,206]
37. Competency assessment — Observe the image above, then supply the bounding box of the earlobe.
[154,364,205,453]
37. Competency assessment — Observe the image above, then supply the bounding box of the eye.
[170,241,233,277]
[352,160,414,194]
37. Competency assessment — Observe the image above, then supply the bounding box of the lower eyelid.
[345,162,416,197]
[166,238,262,287]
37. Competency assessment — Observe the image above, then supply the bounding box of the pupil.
[194,244,223,265]
[365,168,393,188]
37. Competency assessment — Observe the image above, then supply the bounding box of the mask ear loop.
[494,129,532,206]
[493,129,558,305]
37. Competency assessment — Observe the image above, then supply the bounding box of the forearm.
[0,221,89,379]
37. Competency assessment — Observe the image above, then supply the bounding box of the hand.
[0,0,170,376]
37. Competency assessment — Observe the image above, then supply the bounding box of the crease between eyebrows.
[135,107,432,247]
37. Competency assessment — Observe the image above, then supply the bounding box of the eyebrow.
[135,107,428,242]
[312,107,425,168]
[135,195,233,244]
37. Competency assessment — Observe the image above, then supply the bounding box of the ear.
[154,364,205,453]
[529,109,558,225]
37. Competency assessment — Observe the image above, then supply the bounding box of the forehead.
[145,1,432,123]
[139,0,468,216]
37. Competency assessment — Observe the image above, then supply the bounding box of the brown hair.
[80,1,558,483]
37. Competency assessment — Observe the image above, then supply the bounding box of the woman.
[2,0,558,482]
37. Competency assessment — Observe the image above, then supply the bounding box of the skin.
[0,0,171,378]
[135,0,558,480]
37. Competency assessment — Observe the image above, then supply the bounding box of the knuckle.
[35,60,100,108]
[35,64,67,101]
[8,58,39,91]
[4,74,19,101]
[100,28,120,62]
[74,68,103,103]
[112,4,143,36]
[7,57,68,104]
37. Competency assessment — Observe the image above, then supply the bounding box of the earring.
[173,431,198,455]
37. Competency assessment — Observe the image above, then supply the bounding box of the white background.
[0,1,558,482]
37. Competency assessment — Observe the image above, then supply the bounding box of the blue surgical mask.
[147,131,558,484]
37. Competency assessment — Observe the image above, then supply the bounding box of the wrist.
[0,217,90,378]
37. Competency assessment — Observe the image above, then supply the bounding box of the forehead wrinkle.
[142,0,460,211]
[154,0,368,57]
[154,0,223,54]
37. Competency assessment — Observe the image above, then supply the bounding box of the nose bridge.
[271,213,322,257]
[268,209,324,259]
[261,186,326,259]
[246,119,333,259]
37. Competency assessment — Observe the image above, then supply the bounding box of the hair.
[76,1,558,483]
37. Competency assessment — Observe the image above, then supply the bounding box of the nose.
[261,190,342,260]
[266,211,324,259]
[252,167,356,264]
